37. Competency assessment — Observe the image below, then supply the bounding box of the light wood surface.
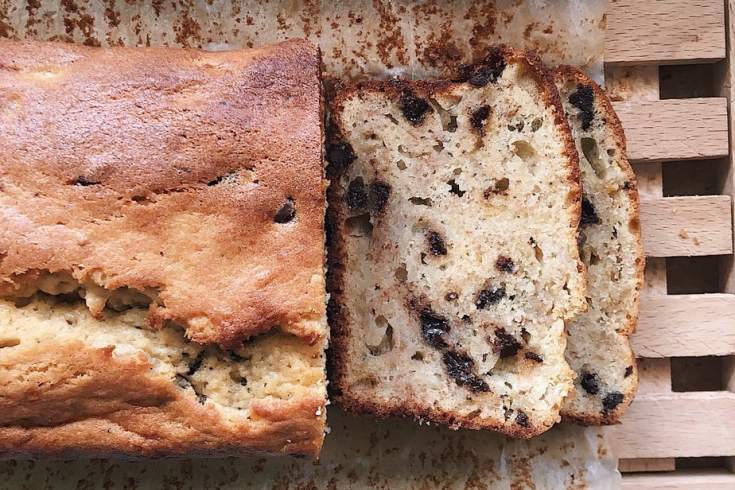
[613,65,678,475]
[618,458,676,474]
[636,359,672,394]
[716,1,735,295]
[614,99,729,163]
[607,0,734,482]
[607,0,726,65]
[640,196,733,257]
[634,294,735,357]
[609,392,735,458]
[622,470,735,489]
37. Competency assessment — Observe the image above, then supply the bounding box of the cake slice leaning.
[326,47,586,437]
[553,66,645,424]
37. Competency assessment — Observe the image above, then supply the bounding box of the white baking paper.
[1,0,606,80]
[0,408,620,489]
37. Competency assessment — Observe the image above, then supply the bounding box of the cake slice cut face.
[327,48,586,437]
[0,39,327,457]
[553,66,644,424]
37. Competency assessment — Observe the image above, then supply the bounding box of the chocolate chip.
[569,84,595,130]
[581,196,600,225]
[442,350,490,392]
[495,256,515,273]
[445,291,459,302]
[624,365,633,378]
[470,105,491,131]
[525,352,543,363]
[602,392,624,412]
[469,66,502,87]
[531,118,543,131]
[175,374,207,404]
[460,47,506,87]
[72,176,99,186]
[368,181,391,212]
[274,198,296,223]
[623,181,631,190]
[492,328,521,358]
[420,308,451,349]
[427,230,448,256]
[475,287,505,309]
[515,409,530,427]
[580,371,600,395]
[400,89,431,125]
[227,351,246,362]
[507,121,524,132]
[326,142,356,172]
[175,374,192,390]
[187,352,205,375]
[447,179,465,197]
[346,178,367,209]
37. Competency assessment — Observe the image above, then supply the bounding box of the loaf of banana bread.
[0,39,327,457]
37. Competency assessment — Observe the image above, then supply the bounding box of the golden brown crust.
[327,47,583,437]
[553,66,644,425]
[0,339,324,458]
[0,39,326,348]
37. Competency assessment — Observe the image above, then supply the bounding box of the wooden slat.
[610,392,735,458]
[607,0,726,65]
[619,458,676,474]
[640,196,733,257]
[623,470,735,489]
[614,99,729,163]
[606,66,660,102]
[642,258,667,294]
[634,294,735,357]
[637,359,672,393]
[716,0,735,300]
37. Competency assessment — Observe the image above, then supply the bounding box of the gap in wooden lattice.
[659,64,717,99]
[676,456,728,470]
[671,357,724,392]
[667,256,723,294]
[663,159,730,196]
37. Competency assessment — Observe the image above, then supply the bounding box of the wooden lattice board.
[603,1,735,488]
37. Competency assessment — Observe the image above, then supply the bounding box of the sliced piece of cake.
[327,47,586,437]
[553,66,644,424]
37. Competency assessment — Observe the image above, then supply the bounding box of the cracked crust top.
[0,39,326,348]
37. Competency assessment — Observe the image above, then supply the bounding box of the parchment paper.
[0,0,606,80]
[0,1,618,488]
[0,409,619,490]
